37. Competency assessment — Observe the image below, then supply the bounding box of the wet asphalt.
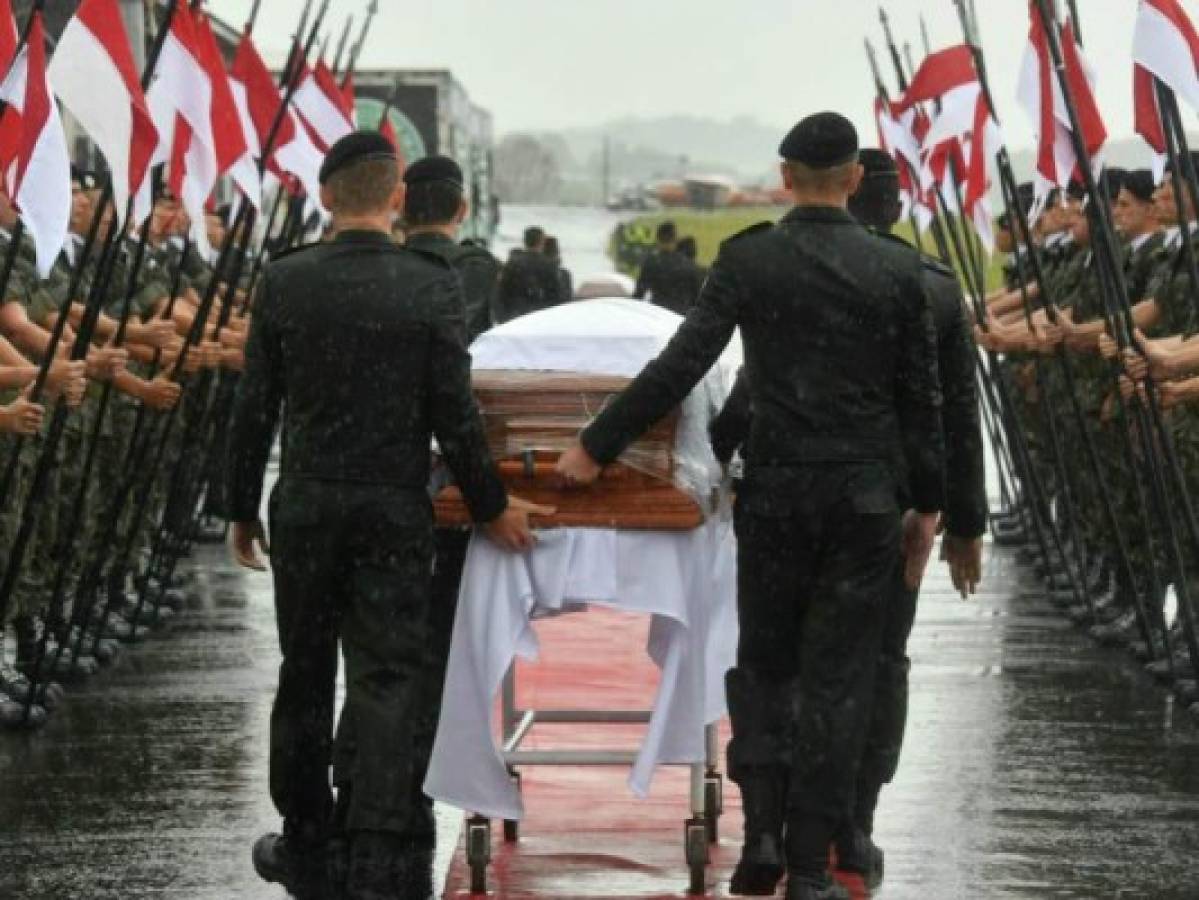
[0,537,1194,899]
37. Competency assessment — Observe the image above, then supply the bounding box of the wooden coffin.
[434,370,704,530]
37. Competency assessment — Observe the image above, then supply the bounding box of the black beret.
[1123,169,1156,203]
[859,148,898,178]
[319,130,398,185]
[779,111,859,168]
[403,154,464,191]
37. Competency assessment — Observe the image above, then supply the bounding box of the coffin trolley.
[426,300,741,895]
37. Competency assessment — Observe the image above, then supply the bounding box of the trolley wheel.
[703,773,723,844]
[684,816,709,896]
[503,769,522,843]
[466,815,491,895]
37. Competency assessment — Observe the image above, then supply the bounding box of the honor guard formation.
[2,1,1199,899]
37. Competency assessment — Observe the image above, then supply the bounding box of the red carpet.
[441,608,867,899]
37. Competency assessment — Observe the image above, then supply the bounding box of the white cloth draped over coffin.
[423,297,741,821]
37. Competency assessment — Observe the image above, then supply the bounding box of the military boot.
[726,668,791,896]
[729,773,786,895]
[0,664,64,710]
[0,688,47,730]
[252,824,330,900]
[833,827,884,891]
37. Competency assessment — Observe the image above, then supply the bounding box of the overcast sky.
[207,0,1154,152]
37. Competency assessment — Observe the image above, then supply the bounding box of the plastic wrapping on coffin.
[433,370,705,530]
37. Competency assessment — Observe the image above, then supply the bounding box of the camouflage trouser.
[2,430,61,624]
[55,421,102,600]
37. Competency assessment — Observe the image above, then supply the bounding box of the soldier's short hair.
[524,227,545,249]
[403,180,463,228]
[656,220,677,244]
[784,158,859,191]
[325,158,402,216]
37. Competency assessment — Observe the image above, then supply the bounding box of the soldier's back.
[725,207,928,463]
[259,230,462,488]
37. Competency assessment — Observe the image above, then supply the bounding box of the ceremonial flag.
[147,4,217,256]
[1134,0,1199,113]
[49,0,158,225]
[194,11,260,208]
[0,0,20,177]
[317,58,355,127]
[1017,6,1106,205]
[894,44,977,115]
[0,13,70,276]
[293,57,353,152]
[229,33,324,212]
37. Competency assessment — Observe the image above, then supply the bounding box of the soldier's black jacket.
[405,232,500,344]
[582,206,946,514]
[227,229,508,525]
[877,231,986,538]
[633,248,705,316]
[493,248,563,324]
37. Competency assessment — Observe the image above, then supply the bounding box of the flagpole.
[342,0,378,89]
[331,14,354,78]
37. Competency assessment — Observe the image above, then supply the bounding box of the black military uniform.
[228,134,508,899]
[493,245,564,324]
[578,114,944,900]
[831,151,987,887]
[404,230,499,344]
[399,155,505,848]
[633,245,706,316]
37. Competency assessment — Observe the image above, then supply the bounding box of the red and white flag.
[894,44,977,115]
[1017,6,1106,207]
[1133,0,1199,178]
[0,12,71,276]
[0,0,21,179]
[194,11,260,209]
[229,34,324,213]
[147,4,217,256]
[1134,0,1199,113]
[49,0,157,225]
[293,58,353,152]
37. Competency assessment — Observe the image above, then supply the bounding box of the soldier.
[839,149,987,889]
[227,131,538,900]
[493,225,563,324]
[400,154,507,865]
[402,155,500,344]
[633,219,706,316]
[557,113,945,900]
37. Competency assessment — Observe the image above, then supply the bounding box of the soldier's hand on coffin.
[230,519,270,571]
[555,441,602,487]
[482,503,541,553]
[901,510,940,590]
[142,375,182,411]
[942,533,983,600]
[0,392,43,435]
